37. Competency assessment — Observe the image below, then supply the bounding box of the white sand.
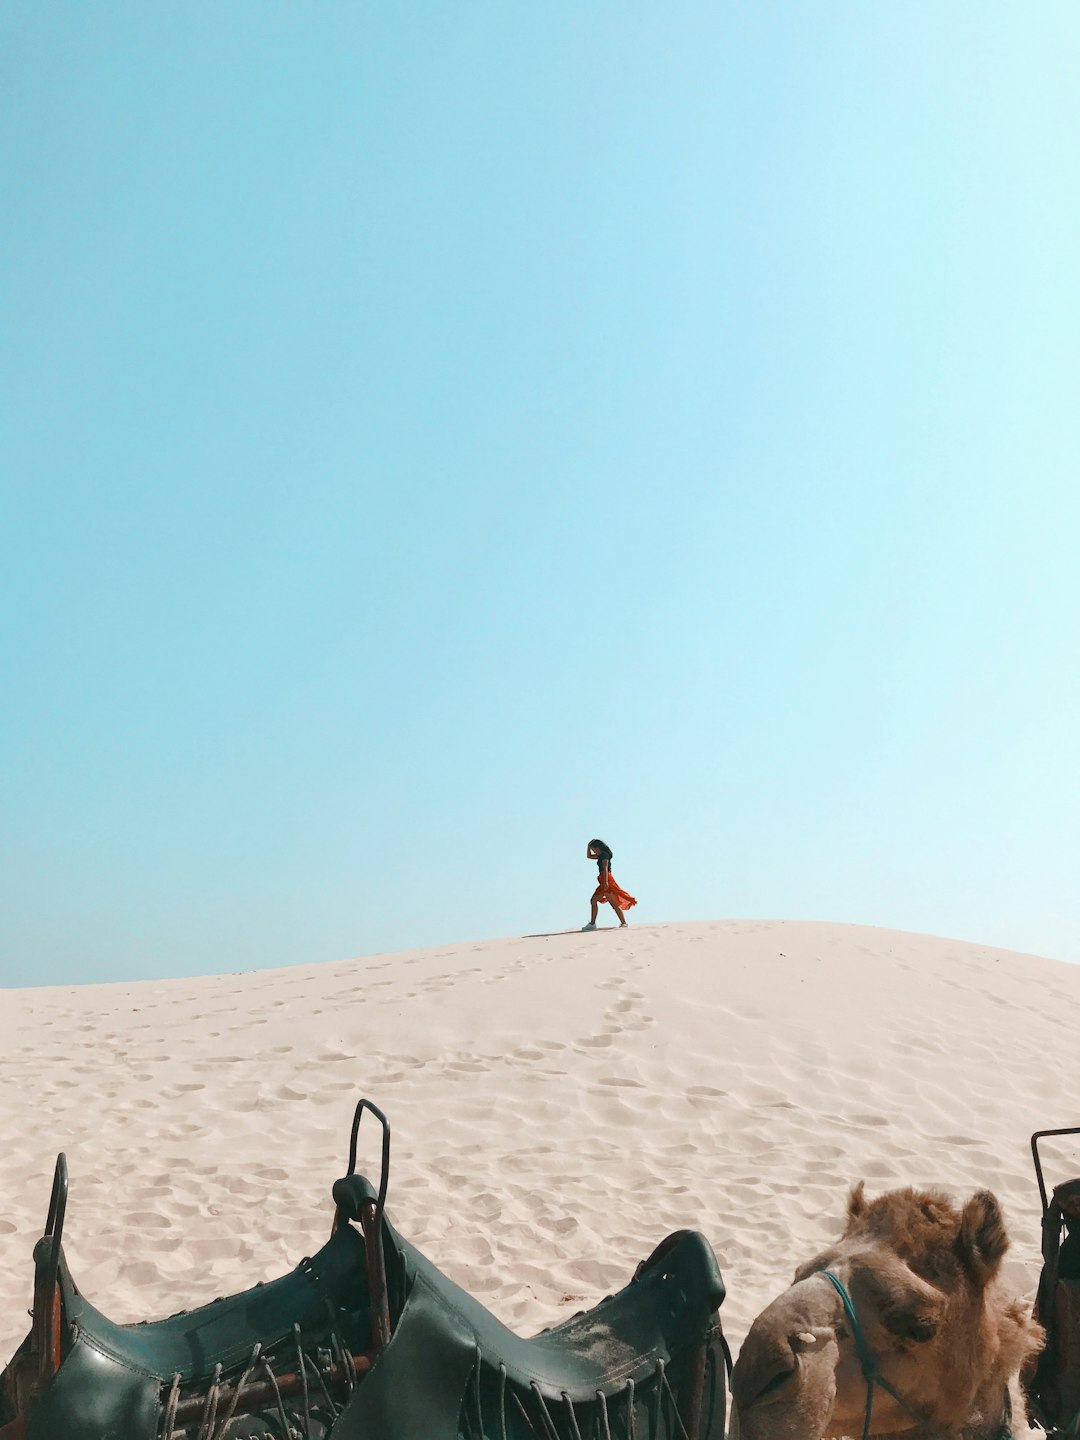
[1,919,1076,1425]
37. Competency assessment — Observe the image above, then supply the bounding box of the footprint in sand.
[124,1211,171,1229]
[862,1160,900,1179]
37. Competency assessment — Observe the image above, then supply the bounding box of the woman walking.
[582,838,636,930]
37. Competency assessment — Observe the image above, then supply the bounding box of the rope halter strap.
[820,1270,927,1440]
[818,1269,1014,1440]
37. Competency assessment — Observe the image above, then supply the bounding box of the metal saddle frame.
[0,1099,731,1440]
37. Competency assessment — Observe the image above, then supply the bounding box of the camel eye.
[881,1305,938,1343]
[745,1367,794,1406]
[759,1371,792,1397]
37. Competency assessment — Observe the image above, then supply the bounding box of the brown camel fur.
[731,1183,1043,1440]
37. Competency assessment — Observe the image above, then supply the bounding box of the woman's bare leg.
[609,898,627,926]
[590,896,600,925]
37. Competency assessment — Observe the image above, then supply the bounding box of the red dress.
[592,868,637,911]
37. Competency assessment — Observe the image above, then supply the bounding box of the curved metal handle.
[46,1153,68,1247]
[33,1153,69,1384]
[346,1100,390,1226]
[39,1152,68,1301]
[1031,1127,1080,1213]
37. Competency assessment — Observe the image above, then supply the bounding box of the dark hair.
[589,838,613,862]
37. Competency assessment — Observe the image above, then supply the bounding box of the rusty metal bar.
[359,1202,391,1354]
[170,1352,372,1428]
[29,1272,61,1389]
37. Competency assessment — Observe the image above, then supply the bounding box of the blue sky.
[2,4,1078,986]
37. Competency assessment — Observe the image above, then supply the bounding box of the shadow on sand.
[523,926,623,937]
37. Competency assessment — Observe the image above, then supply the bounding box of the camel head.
[731,1183,1043,1440]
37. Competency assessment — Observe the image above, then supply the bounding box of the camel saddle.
[1027,1176,1080,1435]
[1024,1127,1080,1436]
[0,1100,730,1440]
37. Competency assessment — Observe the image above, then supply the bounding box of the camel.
[731,1183,1043,1440]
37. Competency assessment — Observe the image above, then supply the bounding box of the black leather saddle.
[1026,1126,1080,1435]
[0,1100,730,1440]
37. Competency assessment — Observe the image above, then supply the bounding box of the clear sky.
[2,4,1078,987]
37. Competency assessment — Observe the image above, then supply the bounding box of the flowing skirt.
[592,874,637,911]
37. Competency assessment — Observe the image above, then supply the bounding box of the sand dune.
[2,919,1076,1432]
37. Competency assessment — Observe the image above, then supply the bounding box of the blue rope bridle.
[820,1270,1013,1440]
[821,1270,927,1440]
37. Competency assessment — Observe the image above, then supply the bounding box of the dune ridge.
[1,918,1076,1428]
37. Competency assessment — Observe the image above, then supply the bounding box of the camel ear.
[957,1191,1008,1282]
[847,1182,867,1224]
[793,1250,834,1284]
